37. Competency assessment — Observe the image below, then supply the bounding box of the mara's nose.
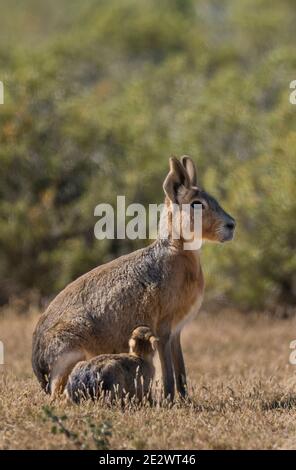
[225,220,235,230]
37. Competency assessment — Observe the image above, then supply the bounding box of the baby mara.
[66,326,158,404]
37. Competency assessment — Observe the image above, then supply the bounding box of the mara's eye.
[191,200,206,210]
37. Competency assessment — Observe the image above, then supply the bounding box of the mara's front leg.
[171,332,187,398]
[158,334,175,402]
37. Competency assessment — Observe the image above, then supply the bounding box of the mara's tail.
[32,332,85,396]
[31,335,51,393]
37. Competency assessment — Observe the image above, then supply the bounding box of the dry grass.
[1,307,296,449]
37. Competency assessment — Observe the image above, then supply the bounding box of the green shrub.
[0,0,295,309]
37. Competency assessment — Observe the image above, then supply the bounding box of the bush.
[0,0,295,309]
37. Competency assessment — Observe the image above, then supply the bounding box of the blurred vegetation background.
[0,0,295,312]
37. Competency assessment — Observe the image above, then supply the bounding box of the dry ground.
[1,307,296,449]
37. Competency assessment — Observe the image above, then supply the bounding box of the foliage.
[0,0,295,309]
[42,405,112,450]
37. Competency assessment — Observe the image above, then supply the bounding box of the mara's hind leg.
[50,350,85,398]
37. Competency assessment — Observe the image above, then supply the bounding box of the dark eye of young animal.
[191,200,206,210]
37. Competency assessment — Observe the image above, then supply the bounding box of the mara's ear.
[163,157,190,202]
[181,155,197,187]
[128,338,136,352]
[149,336,159,352]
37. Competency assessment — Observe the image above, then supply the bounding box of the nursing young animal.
[32,156,235,400]
[66,325,158,404]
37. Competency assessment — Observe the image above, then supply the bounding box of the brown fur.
[66,326,157,403]
[32,156,235,400]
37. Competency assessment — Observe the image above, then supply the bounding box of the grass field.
[1,307,296,450]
